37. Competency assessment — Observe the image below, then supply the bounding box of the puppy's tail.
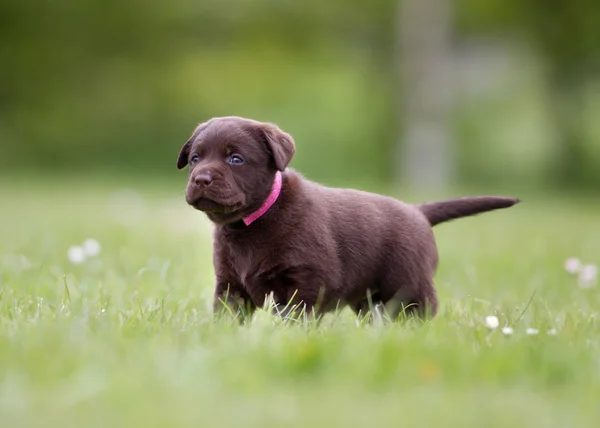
[418,196,520,227]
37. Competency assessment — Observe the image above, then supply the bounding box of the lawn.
[0,175,599,428]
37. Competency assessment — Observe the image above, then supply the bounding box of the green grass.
[0,176,599,428]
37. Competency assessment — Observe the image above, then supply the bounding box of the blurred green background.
[2,3,600,426]
[2,0,599,191]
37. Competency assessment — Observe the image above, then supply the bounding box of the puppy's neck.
[242,171,283,226]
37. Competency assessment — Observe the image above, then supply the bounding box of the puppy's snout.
[193,172,213,187]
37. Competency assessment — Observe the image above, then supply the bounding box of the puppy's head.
[176,116,295,225]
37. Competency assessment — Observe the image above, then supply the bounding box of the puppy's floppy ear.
[177,122,209,170]
[259,122,296,171]
[177,140,192,170]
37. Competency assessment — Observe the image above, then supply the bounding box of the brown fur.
[177,116,519,319]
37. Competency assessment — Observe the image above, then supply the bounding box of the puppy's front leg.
[213,281,255,322]
[212,244,255,321]
[274,283,326,320]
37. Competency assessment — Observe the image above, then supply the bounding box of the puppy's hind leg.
[383,279,438,320]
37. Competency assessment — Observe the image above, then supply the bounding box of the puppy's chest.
[226,238,284,285]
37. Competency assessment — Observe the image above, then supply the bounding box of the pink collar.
[243,171,283,226]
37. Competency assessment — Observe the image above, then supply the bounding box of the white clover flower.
[526,328,539,336]
[578,264,597,288]
[485,316,499,329]
[67,246,86,264]
[82,239,101,257]
[547,328,558,336]
[564,257,582,274]
[501,326,514,335]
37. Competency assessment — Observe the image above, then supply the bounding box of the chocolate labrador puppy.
[177,116,519,319]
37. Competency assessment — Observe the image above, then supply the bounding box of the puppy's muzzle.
[193,172,213,188]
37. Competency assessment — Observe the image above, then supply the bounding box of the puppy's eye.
[190,154,200,165]
[228,155,244,165]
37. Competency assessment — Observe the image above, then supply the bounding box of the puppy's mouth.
[186,190,245,214]
[190,197,235,213]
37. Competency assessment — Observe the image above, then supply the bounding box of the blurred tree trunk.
[547,74,588,187]
[396,0,454,190]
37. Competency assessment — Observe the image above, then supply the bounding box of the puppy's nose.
[193,173,213,186]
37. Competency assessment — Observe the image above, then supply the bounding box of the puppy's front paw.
[213,296,254,324]
[273,303,306,320]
